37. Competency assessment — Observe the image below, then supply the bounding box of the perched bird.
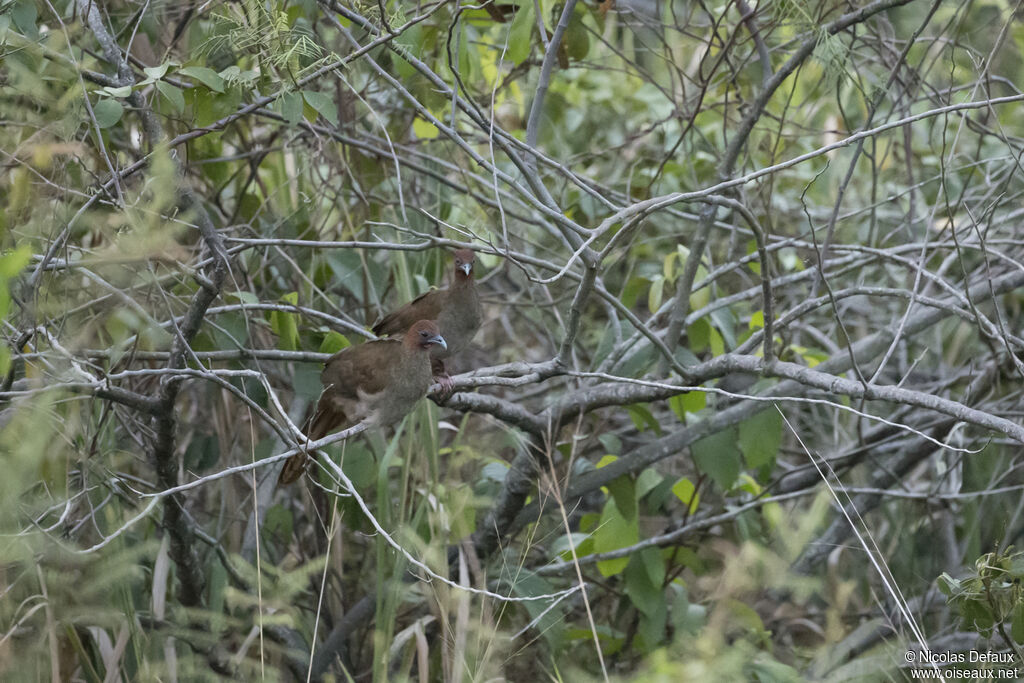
[278,320,447,485]
[372,249,482,394]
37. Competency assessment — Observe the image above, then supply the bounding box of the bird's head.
[405,320,447,352]
[453,249,476,279]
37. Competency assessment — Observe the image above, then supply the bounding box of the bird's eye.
[420,330,428,337]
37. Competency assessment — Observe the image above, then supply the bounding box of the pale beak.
[459,263,472,276]
[429,334,448,350]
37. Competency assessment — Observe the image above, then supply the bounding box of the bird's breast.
[374,358,433,425]
[436,296,482,357]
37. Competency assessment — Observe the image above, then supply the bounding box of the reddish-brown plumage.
[278,320,446,485]
[372,249,482,391]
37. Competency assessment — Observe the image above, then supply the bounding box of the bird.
[277,320,447,485]
[372,249,482,395]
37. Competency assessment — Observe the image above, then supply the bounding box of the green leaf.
[640,546,665,587]
[598,433,622,455]
[668,391,705,420]
[627,403,660,433]
[647,275,664,312]
[0,245,32,279]
[279,92,303,126]
[709,325,724,356]
[269,292,300,350]
[340,443,376,489]
[156,81,185,115]
[685,391,707,413]
[303,98,320,124]
[507,3,534,66]
[727,598,768,637]
[937,572,959,596]
[606,475,637,524]
[264,503,293,539]
[690,283,710,313]
[184,434,219,471]
[749,658,803,682]
[100,85,133,98]
[538,0,556,31]
[11,0,38,39]
[593,497,639,577]
[711,308,736,350]
[1012,602,1024,643]
[193,88,240,127]
[645,475,677,512]
[511,570,569,650]
[635,468,661,499]
[636,602,668,651]
[747,240,762,275]
[737,473,761,495]
[480,461,508,483]
[691,427,741,490]
[0,244,28,376]
[456,23,479,84]
[687,317,711,352]
[565,8,591,61]
[551,532,589,559]
[302,90,339,126]
[144,63,171,80]
[207,559,228,633]
[663,251,678,283]
[393,24,421,79]
[319,331,350,354]
[293,362,321,401]
[739,408,782,470]
[412,117,439,139]
[671,585,704,635]
[1007,553,1024,579]
[179,66,225,92]
[93,99,123,128]
[228,290,259,305]
[624,553,662,616]
[671,477,699,514]
[963,599,995,633]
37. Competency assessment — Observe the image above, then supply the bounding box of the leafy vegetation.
[3,0,1024,680]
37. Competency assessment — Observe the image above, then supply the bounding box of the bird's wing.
[320,339,402,396]
[306,339,405,436]
[371,288,447,337]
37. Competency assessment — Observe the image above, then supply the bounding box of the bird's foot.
[434,373,455,402]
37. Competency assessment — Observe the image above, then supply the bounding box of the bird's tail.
[277,403,324,485]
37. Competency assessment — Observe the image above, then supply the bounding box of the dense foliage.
[3,0,1024,680]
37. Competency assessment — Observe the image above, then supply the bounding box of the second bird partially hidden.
[372,249,482,394]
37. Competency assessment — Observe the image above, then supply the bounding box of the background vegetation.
[2,0,1024,679]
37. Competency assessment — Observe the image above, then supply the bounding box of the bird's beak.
[459,263,472,276]
[430,334,448,350]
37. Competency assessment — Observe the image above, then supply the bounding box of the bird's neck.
[452,271,472,288]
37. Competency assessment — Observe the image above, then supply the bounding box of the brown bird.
[278,320,447,485]
[372,249,482,394]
